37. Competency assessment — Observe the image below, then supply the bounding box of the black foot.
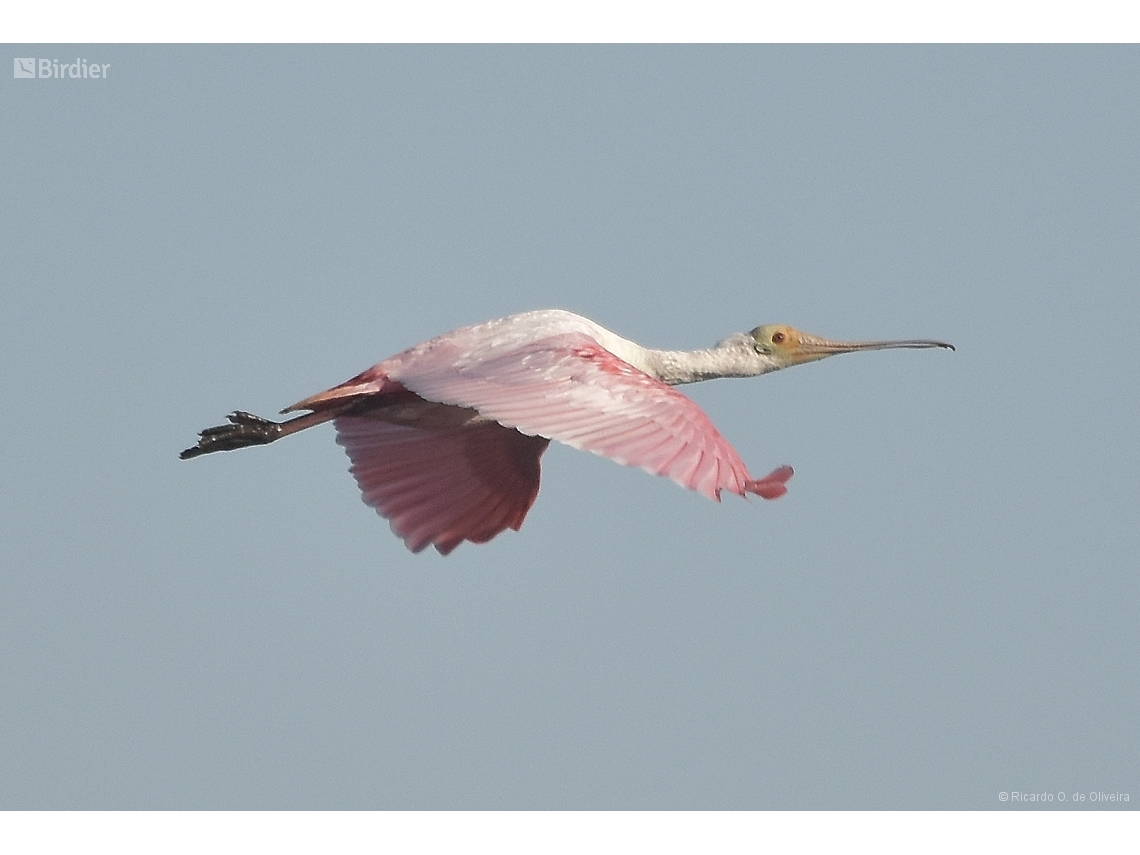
[180,411,282,459]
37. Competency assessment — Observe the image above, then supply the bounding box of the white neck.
[638,334,781,386]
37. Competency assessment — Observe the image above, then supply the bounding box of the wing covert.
[389,333,755,500]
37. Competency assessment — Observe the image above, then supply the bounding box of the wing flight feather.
[335,403,550,554]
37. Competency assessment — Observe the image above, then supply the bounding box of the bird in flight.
[181,309,952,554]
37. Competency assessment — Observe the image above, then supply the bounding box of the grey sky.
[1,45,1137,809]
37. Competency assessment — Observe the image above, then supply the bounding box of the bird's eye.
[771,331,786,344]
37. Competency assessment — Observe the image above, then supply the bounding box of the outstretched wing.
[335,400,550,555]
[389,332,784,501]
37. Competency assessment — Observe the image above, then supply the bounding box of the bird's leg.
[180,409,339,460]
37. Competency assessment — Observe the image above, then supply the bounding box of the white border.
[1,811,1138,854]
[5,6,1137,852]
[5,0,1140,43]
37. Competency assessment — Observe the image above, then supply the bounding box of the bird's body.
[182,309,952,554]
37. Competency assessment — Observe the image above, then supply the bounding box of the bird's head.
[750,324,955,369]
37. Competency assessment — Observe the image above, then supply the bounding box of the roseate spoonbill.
[181,310,952,554]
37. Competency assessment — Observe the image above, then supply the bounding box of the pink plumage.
[336,402,550,555]
[289,311,793,553]
[183,309,950,555]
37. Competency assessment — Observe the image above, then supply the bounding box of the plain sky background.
[2,46,1137,810]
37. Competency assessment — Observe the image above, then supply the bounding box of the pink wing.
[299,319,792,553]
[387,332,790,502]
[335,400,550,555]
